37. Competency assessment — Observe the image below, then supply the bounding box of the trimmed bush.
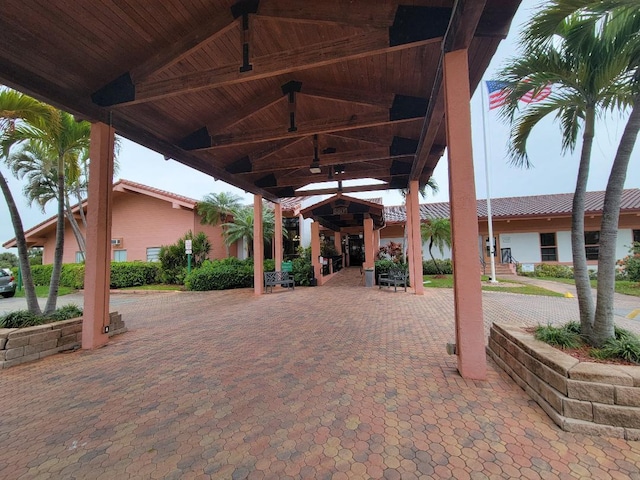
[60,264,85,289]
[30,264,54,286]
[292,257,313,286]
[110,262,161,288]
[422,259,453,275]
[264,259,276,272]
[185,258,254,291]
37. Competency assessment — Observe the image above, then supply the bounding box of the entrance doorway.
[348,237,364,266]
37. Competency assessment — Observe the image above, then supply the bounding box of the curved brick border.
[0,312,126,370]
[488,323,640,439]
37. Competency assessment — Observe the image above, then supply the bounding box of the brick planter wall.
[0,312,126,370]
[488,323,640,439]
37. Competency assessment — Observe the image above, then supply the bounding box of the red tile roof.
[384,189,640,222]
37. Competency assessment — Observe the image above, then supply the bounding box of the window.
[634,230,640,244]
[75,251,85,263]
[114,250,127,262]
[540,233,557,261]
[147,247,161,262]
[584,231,600,260]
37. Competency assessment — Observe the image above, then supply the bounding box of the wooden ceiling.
[0,0,521,202]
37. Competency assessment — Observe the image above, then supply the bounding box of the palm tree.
[420,218,451,275]
[196,191,243,257]
[497,8,637,345]
[222,205,286,258]
[8,109,91,314]
[0,88,56,315]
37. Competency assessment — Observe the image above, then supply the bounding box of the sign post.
[185,239,193,274]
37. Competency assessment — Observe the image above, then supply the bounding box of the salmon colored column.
[82,123,114,349]
[311,221,322,285]
[274,203,283,271]
[363,217,374,269]
[405,192,414,282]
[253,195,264,295]
[334,232,342,267]
[408,181,424,295]
[444,49,486,380]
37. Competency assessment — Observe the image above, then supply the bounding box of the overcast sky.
[1,0,638,254]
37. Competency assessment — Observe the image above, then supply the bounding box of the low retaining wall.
[0,312,126,370]
[488,323,640,439]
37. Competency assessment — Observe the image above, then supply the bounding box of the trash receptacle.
[364,268,375,287]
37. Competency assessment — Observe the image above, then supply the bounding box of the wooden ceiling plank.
[207,114,421,149]
[250,137,308,162]
[130,9,237,82]
[275,167,398,188]
[294,184,392,196]
[325,131,390,146]
[130,32,441,105]
[207,90,285,132]
[256,0,396,28]
[300,85,394,108]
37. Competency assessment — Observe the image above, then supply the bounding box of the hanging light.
[309,134,321,174]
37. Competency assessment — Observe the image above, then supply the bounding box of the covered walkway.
[2,287,640,478]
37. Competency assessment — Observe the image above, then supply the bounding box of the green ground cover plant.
[0,304,83,328]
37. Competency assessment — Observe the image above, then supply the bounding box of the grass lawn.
[422,275,564,297]
[14,285,75,298]
[530,277,640,297]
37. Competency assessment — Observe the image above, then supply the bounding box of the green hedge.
[422,259,453,275]
[27,262,161,289]
[185,258,254,291]
[374,260,409,286]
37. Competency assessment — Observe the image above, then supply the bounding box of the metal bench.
[378,267,408,292]
[264,271,295,293]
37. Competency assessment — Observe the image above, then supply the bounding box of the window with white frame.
[147,247,161,262]
[539,233,557,261]
[585,231,600,260]
[114,250,127,262]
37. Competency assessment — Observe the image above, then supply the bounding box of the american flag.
[486,80,511,110]
[486,80,552,110]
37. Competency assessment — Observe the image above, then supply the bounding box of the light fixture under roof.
[309,134,321,174]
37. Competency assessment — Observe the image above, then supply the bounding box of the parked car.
[0,268,17,298]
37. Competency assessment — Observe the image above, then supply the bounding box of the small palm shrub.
[592,337,640,364]
[534,324,582,349]
[0,304,83,328]
[46,304,83,321]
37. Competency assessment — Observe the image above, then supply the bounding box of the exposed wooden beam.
[325,131,391,145]
[130,11,237,82]
[206,115,421,149]
[256,0,396,28]
[207,90,285,132]
[295,183,392,196]
[410,0,486,181]
[121,32,440,106]
[275,167,398,188]
[247,148,394,172]
[300,85,394,108]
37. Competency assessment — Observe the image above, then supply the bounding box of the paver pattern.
[1,269,640,479]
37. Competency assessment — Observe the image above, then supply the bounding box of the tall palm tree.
[420,218,451,275]
[497,9,636,345]
[8,110,91,314]
[0,89,56,315]
[196,191,243,257]
[222,205,286,258]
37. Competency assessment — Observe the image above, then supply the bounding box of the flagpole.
[481,81,498,283]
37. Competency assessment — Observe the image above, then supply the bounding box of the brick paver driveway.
[2,272,640,479]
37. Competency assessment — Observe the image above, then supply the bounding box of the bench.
[378,267,408,292]
[264,271,295,293]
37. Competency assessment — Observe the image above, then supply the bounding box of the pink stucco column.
[253,195,264,295]
[444,48,486,380]
[274,202,283,271]
[405,192,414,280]
[408,181,424,295]
[363,217,374,270]
[311,221,322,285]
[82,122,114,349]
[334,232,343,268]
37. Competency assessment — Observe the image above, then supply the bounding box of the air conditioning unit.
[111,238,122,247]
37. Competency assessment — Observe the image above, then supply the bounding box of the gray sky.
[1,0,638,254]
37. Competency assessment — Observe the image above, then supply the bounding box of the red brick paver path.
[1,272,640,479]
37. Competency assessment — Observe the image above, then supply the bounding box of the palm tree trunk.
[44,162,65,314]
[573,105,596,338]
[429,239,442,274]
[64,194,86,259]
[0,170,42,314]
[593,98,640,346]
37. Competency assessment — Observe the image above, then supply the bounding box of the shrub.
[30,264,54,286]
[185,258,254,291]
[375,260,396,280]
[533,264,575,279]
[534,324,582,349]
[422,259,453,275]
[0,304,83,328]
[159,231,211,284]
[60,264,86,289]
[377,241,403,263]
[264,259,275,272]
[110,262,161,288]
[617,242,640,282]
[291,257,313,286]
[593,336,640,364]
